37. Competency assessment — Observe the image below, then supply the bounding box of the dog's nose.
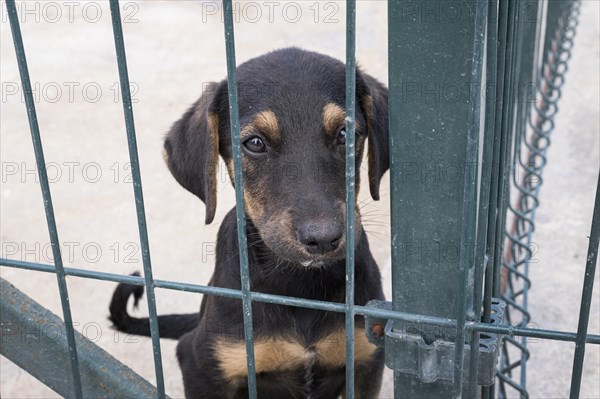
[296,222,343,254]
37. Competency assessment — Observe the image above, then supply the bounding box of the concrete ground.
[0,1,598,398]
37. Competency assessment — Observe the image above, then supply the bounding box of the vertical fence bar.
[482,4,511,398]
[388,0,481,396]
[452,1,486,397]
[483,0,510,323]
[108,1,165,396]
[469,1,500,396]
[493,0,520,302]
[501,0,531,394]
[344,0,357,397]
[5,1,83,397]
[221,1,257,397]
[569,174,600,398]
[483,0,508,325]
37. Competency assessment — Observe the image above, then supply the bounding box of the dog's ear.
[163,82,227,224]
[358,71,389,201]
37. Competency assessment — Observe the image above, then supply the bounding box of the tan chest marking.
[314,328,378,368]
[215,338,307,381]
[215,328,377,381]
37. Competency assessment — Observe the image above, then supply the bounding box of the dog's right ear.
[163,82,227,224]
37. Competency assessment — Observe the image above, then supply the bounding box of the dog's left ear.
[358,71,390,201]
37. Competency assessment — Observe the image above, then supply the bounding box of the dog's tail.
[109,272,199,340]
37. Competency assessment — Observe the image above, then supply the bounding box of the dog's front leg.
[352,348,385,399]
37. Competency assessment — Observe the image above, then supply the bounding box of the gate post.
[387,0,486,396]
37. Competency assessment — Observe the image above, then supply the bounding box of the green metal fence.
[1,0,599,398]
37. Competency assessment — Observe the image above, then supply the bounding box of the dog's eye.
[337,128,346,145]
[243,136,266,154]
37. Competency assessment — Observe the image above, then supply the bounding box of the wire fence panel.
[1,0,598,398]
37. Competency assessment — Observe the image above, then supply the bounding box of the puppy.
[110,47,389,398]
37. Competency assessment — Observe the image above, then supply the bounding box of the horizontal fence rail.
[3,257,599,346]
[1,0,598,398]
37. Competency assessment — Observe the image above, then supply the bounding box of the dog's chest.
[214,326,377,382]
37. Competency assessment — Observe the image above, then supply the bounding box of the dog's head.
[164,48,389,266]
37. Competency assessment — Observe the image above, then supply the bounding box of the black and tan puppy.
[109,47,389,398]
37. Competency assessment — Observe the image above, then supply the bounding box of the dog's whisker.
[359,208,387,215]
[361,216,390,223]
[362,219,390,225]
[364,230,391,239]
[359,212,387,221]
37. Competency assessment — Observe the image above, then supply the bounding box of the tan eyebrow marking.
[322,103,346,137]
[322,103,362,136]
[245,109,280,142]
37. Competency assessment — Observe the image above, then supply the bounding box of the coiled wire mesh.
[497,1,582,398]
